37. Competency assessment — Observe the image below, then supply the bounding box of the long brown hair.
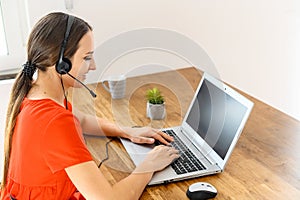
[1,12,92,189]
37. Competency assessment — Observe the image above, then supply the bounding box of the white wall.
[6,0,300,122]
[69,0,300,120]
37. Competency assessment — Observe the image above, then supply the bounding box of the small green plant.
[146,87,164,104]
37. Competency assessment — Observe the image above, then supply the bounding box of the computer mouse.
[186,182,217,200]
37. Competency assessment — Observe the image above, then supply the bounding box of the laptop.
[121,72,254,185]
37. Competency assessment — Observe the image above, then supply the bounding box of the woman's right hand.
[134,145,180,174]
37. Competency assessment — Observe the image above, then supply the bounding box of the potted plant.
[146,87,165,120]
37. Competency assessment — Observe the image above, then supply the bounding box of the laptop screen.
[186,78,248,159]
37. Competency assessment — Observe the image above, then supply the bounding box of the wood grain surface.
[69,67,300,200]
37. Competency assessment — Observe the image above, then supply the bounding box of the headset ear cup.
[62,57,72,73]
[56,58,72,74]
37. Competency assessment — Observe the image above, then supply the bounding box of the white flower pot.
[147,102,166,120]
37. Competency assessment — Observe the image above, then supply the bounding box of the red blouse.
[1,98,93,200]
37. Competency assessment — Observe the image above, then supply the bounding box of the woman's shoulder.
[20,98,77,127]
[22,97,73,115]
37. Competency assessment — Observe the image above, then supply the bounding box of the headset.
[55,15,74,74]
[55,15,96,98]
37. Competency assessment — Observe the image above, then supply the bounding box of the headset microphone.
[56,14,97,101]
[64,71,97,98]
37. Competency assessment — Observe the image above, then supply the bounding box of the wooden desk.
[70,67,300,199]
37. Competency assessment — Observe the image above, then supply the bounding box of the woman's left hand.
[122,126,174,145]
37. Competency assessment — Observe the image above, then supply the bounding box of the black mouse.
[186,182,217,200]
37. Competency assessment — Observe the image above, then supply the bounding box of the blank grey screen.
[186,79,247,159]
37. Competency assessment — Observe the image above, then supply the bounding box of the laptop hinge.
[180,128,218,166]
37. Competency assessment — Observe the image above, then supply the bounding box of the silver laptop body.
[121,72,254,185]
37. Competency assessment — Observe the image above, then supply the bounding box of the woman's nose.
[89,58,96,70]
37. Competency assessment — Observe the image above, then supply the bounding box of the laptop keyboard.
[162,130,206,175]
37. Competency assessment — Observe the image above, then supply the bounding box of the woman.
[0,12,179,200]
